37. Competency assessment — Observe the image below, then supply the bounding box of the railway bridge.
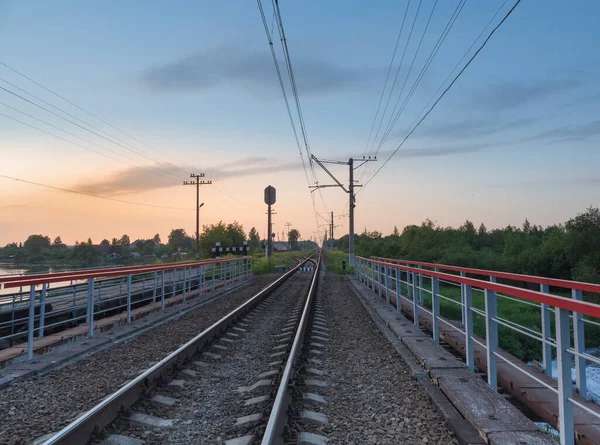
[0,251,598,445]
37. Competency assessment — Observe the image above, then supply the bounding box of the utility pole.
[330,211,334,251]
[285,222,292,247]
[310,156,376,265]
[183,173,211,259]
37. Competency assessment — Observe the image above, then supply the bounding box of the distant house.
[130,252,141,259]
[107,253,121,260]
[273,242,291,252]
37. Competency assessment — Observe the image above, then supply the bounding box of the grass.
[369,269,600,362]
[324,250,355,275]
[251,251,309,275]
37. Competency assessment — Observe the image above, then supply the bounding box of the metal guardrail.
[261,252,321,445]
[356,256,600,445]
[41,253,315,445]
[0,257,251,360]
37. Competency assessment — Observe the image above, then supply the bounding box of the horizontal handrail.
[371,256,600,294]
[0,257,247,290]
[359,256,600,319]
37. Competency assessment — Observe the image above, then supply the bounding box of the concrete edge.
[0,278,255,389]
[344,276,486,445]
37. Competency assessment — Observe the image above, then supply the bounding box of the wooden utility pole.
[183,173,211,259]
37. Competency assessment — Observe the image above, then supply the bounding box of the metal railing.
[0,257,252,361]
[355,255,600,445]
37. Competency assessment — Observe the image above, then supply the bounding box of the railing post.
[396,269,401,312]
[38,283,47,337]
[212,264,216,291]
[572,289,586,398]
[370,261,375,290]
[152,271,158,303]
[127,274,132,323]
[555,307,575,445]
[418,265,423,304]
[27,286,35,360]
[432,273,440,343]
[464,284,474,371]
[200,265,204,295]
[183,268,187,302]
[161,271,165,311]
[87,278,95,337]
[384,265,389,303]
[460,271,466,326]
[412,271,419,327]
[540,283,552,376]
[485,279,498,391]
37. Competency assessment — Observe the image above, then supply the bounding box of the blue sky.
[0,0,599,244]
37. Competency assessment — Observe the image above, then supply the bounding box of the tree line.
[334,207,600,284]
[0,221,266,265]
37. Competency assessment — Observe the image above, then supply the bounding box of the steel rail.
[40,253,316,445]
[261,250,322,445]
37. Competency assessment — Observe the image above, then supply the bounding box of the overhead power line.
[374,0,466,155]
[257,0,328,229]
[0,61,187,176]
[362,0,412,160]
[362,0,522,190]
[0,174,192,210]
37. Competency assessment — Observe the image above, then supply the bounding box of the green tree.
[52,236,65,248]
[168,229,193,251]
[248,227,261,251]
[23,234,51,254]
[153,233,161,244]
[288,229,301,250]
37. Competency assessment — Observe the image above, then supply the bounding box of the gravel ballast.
[0,274,280,445]
[299,272,457,445]
[106,272,313,444]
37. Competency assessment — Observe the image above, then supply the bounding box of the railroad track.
[40,251,322,445]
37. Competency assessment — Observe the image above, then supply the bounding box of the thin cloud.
[74,145,481,196]
[470,79,580,110]
[140,46,371,95]
[487,177,600,189]
[74,159,302,196]
[420,117,536,139]
[525,120,600,143]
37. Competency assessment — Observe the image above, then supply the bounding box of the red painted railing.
[364,256,600,318]
[370,256,600,295]
[0,258,246,290]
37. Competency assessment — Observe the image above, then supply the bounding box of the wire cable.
[361,0,521,190]
[374,0,465,155]
[0,174,192,210]
[0,61,187,176]
[374,0,439,154]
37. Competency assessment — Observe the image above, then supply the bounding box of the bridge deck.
[369,278,600,445]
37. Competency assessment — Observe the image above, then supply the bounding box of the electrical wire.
[374,0,439,154]
[0,61,187,177]
[0,174,192,210]
[0,84,182,181]
[257,0,326,229]
[362,0,412,160]
[361,0,521,190]
[374,0,466,155]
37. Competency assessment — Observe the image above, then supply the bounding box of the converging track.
[39,252,321,445]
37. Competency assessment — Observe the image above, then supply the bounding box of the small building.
[107,253,121,260]
[130,252,141,259]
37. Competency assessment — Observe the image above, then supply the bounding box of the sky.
[0,0,599,246]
